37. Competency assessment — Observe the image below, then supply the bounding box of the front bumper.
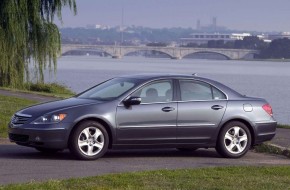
[254,121,277,144]
[8,122,71,149]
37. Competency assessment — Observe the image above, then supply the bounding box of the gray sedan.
[8,74,276,160]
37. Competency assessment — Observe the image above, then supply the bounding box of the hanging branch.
[0,0,77,88]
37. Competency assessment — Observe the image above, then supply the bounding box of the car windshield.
[77,78,142,101]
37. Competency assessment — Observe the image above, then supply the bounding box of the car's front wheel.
[216,121,251,158]
[69,121,109,160]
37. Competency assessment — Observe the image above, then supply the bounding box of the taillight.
[262,104,273,116]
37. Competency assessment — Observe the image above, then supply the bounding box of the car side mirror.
[123,96,141,107]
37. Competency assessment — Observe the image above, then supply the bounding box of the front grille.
[11,114,31,125]
[9,133,29,143]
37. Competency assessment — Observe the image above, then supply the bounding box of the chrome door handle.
[162,107,175,112]
[211,105,224,110]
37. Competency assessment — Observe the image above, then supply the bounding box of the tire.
[69,121,109,160]
[177,148,198,151]
[35,147,62,154]
[216,121,251,158]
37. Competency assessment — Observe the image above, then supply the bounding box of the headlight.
[32,113,67,124]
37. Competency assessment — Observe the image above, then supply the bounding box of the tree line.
[62,27,290,59]
[183,37,290,59]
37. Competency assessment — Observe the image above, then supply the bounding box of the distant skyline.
[58,0,290,32]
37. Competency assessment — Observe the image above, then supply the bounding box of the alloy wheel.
[78,127,105,156]
[224,126,248,154]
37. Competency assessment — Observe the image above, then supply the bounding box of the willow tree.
[0,0,76,88]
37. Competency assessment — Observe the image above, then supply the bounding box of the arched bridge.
[61,44,259,60]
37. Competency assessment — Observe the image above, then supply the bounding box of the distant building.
[267,32,290,41]
[196,19,201,30]
[195,17,227,32]
[212,17,217,31]
[257,34,271,43]
[86,24,110,30]
[180,33,251,45]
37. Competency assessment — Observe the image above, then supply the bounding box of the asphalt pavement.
[0,146,289,185]
[0,89,289,185]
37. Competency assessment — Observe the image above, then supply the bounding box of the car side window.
[212,86,227,100]
[179,80,226,101]
[132,80,173,103]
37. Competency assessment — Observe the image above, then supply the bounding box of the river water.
[45,56,290,124]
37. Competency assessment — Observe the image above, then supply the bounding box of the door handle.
[211,105,224,110]
[162,107,175,112]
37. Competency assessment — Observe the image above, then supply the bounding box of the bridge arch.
[61,44,260,60]
[123,49,173,58]
[182,51,231,60]
[61,46,114,57]
[241,52,260,59]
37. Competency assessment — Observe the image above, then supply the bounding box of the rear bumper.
[254,121,277,144]
[8,122,70,149]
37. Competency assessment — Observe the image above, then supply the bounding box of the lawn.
[0,95,37,137]
[1,166,290,190]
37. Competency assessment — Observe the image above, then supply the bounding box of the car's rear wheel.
[69,121,109,160]
[216,121,251,158]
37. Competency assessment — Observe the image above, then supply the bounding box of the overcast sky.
[59,0,290,32]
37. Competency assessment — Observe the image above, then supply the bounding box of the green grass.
[24,82,75,96]
[0,82,75,98]
[0,95,37,137]
[1,166,290,189]
[255,143,290,158]
[277,124,290,129]
[254,143,283,155]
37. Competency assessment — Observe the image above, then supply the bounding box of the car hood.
[17,97,102,117]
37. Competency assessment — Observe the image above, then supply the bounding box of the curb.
[254,143,290,159]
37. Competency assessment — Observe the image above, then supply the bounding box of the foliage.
[205,36,267,50]
[234,36,267,49]
[0,0,76,88]
[146,42,168,47]
[277,124,290,129]
[1,167,290,189]
[259,38,290,59]
[61,27,195,45]
[24,82,74,95]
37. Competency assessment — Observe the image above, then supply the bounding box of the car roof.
[120,73,198,80]
[119,73,243,99]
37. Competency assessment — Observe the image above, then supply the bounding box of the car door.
[177,79,227,144]
[116,80,177,144]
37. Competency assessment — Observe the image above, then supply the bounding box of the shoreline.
[61,54,290,62]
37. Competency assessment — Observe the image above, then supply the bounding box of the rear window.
[179,80,226,101]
